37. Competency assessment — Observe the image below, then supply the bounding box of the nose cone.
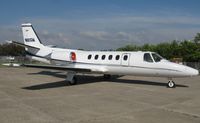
[167,62,199,77]
[186,67,199,76]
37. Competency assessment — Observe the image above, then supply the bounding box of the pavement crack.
[159,107,200,119]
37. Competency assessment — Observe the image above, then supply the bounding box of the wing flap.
[23,64,91,72]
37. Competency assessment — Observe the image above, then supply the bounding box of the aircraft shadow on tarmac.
[22,71,189,90]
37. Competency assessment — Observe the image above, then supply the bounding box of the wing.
[23,64,91,72]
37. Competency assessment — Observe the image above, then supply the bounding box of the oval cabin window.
[88,54,92,60]
[123,55,128,61]
[102,55,106,60]
[108,55,113,60]
[95,55,99,60]
[116,55,120,60]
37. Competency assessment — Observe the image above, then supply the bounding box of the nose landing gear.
[167,80,176,88]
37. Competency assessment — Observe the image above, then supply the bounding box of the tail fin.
[21,23,44,49]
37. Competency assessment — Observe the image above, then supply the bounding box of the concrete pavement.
[0,67,200,123]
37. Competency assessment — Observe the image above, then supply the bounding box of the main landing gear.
[66,71,77,85]
[167,79,176,88]
[103,74,111,80]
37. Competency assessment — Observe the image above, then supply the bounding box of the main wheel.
[68,77,77,85]
[167,80,176,88]
[103,74,111,80]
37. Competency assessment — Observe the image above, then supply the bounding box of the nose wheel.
[167,80,176,88]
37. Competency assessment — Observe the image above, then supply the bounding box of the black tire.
[103,74,111,80]
[68,77,77,85]
[167,81,176,88]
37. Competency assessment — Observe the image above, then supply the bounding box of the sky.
[0,0,200,50]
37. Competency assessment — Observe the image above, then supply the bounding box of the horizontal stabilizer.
[7,40,40,50]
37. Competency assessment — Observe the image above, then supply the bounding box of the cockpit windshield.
[144,53,153,62]
[151,53,163,62]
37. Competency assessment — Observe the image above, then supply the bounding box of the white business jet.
[9,23,199,88]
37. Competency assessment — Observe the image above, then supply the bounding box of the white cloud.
[42,30,49,35]
[80,31,109,41]
[0,27,22,43]
[39,31,72,47]
[1,14,200,50]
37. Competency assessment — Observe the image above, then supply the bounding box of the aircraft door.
[121,53,130,66]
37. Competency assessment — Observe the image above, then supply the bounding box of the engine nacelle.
[50,51,77,65]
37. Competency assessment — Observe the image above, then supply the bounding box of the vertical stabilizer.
[21,23,44,48]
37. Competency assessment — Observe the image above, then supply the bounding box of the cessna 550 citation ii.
[9,23,199,88]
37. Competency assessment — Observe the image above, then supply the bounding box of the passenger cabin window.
[152,53,163,62]
[144,53,153,62]
[88,55,92,60]
[116,55,120,60]
[108,55,113,60]
[102,55,106,60]
[123,55,128,61]
[95,55,99,60]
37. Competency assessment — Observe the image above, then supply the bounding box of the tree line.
[0,43,25,56]
[117,33,200,62]
[117,40,200,62]
[0,33,200,62]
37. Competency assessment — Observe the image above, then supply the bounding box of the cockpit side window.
[144,53,153,62]
[152,53,163,62]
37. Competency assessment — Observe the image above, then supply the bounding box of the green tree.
[116,40,200,62]
[194,33,200,44]
[0,43,25,56]
[141,44,156,51]
[117,44,140,51]
[180,40,199,62]
[153,42,172,59]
